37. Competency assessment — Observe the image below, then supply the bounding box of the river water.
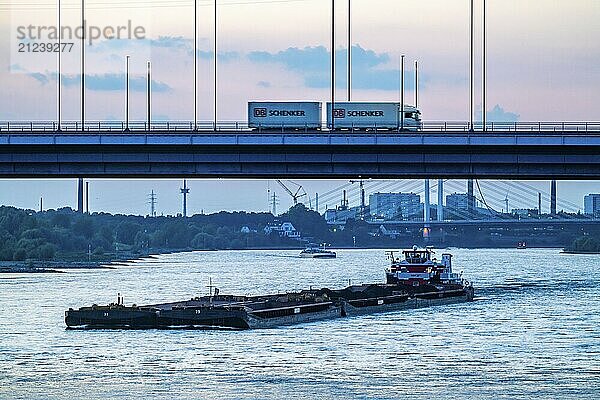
[1,248,599,399]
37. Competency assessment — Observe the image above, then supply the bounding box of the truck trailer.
[326,102,421,131]
[248,101,322,130]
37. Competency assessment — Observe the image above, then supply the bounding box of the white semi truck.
[326,102,421,131]
[248,101,421,131]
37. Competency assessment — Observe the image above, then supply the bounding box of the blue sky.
[3,0,599,122]
[0,0,599,214]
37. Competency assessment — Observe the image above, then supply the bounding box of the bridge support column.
[551,180,557,215]
[437,179,444,221]
[467,179,475,218]
[77,178,84,213]
[424,179,431,240]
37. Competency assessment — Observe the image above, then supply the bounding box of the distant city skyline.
[1,179,599,217]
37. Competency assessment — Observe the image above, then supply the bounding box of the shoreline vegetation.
[0,204,598,273]
[2,244,598,274]
[0,203,332,272]
[562,236,600,254]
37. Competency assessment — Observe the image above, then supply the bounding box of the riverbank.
[4,244,589,274]
[0,260,118,273]
[560,250,600,254]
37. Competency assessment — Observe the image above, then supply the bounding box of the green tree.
[38,244,56,260]
[72,218,94,239]
[280,204,330,240]
[13,248,27,261]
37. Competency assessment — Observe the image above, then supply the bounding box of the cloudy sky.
[0,0,599,215]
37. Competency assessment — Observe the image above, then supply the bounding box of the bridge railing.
[1,120,600,133]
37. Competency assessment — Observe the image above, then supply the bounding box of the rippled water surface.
[1,248,599,399]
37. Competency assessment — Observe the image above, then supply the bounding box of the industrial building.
[584,194,600,217]
[369,192,421,221]
[445,193,476,211]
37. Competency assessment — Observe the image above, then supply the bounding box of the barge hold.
[65,248,474,330]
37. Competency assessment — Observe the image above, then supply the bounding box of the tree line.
[3,202,587,262]
[0,203,367,262]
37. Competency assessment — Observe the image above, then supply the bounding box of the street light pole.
[147,61,151,131]
[194,0,198,130]
[125,55,130,131]
[331,0,336,131]
[470,0,474,131]
[482,0,487,131]
[400,54,405,130]
[214,0,218,129]
[414,60,418,108]
[57,0,61,131]
[347,0,351,102]
[81,0,85,132]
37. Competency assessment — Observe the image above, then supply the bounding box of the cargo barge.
[65,248,474,330]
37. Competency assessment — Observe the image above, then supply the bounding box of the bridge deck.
[2,130,600,178]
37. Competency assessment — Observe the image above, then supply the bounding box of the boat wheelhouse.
[386,246,464,287]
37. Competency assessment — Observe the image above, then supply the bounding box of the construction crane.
[276,180,311,208]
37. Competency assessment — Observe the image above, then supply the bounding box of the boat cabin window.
[404,251,430,264]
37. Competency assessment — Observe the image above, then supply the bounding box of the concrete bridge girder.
[1,131,600,179]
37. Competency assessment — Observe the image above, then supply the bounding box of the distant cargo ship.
[65,248,473,330]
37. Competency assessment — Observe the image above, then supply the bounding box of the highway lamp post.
[400,55,405,131]
[347,0,351,102]
[194,0,198,131]
[214,0,218,130]
[414,60,418,108]
[482,0,487,131]
[331,0,336,131]
[125,56,130,131]
[81,0,85,132]
[57,0,61,131]
[469,0,474,131]
[147,61,151,131]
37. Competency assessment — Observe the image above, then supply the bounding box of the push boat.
[299,244,337,259]
[65,248,474,330]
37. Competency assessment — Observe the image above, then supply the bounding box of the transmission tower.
[270,192,279,216]
[180,180,190,217]
[148,190,157,217]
